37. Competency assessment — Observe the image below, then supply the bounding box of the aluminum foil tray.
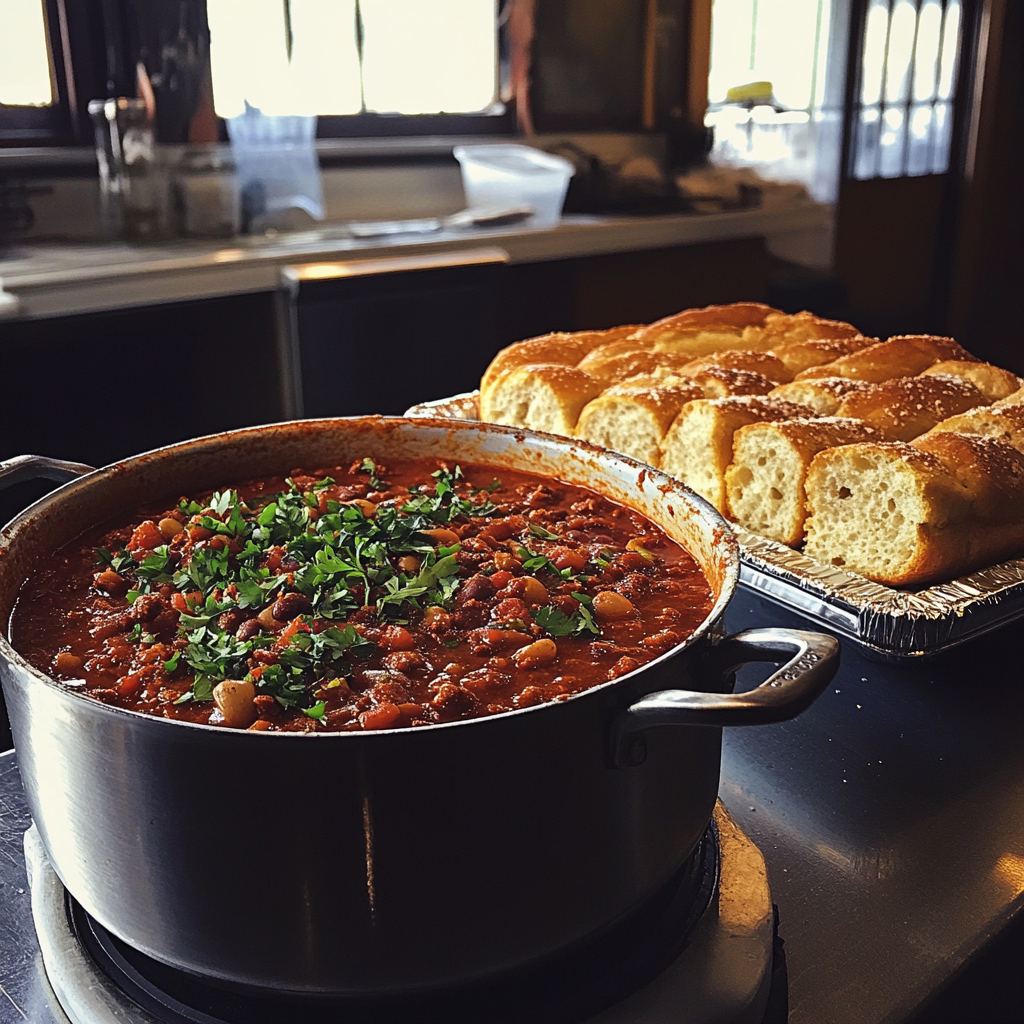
[406,392,1024,659]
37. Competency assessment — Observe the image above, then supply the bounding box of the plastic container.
[453,144,574,228]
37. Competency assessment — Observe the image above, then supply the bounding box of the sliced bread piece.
[803,442,973,585]
[480,363,604,434]
[834,374,987,441]
[575,375,704,465]
[659,396,813,511]
[769,335,877,374]
[920,360,1022,402]
[767,376,874,415]
[918,403,1024,453]
[726,417,882,545]
[796,336,977,383]
[743,311,862,349]
[634,303,780,357]
[678,350,794,383]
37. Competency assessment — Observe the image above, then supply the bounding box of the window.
[0,0,54,107]
[848,0,962,179]
[206,0,500,119]
[704,0,851,202]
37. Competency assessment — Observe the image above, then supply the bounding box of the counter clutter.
[479,302,1024,587]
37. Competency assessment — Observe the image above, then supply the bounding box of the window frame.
[2,0,513,149]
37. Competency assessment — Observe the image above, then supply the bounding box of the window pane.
[854,106,881,179]
[208,0,361,117]
[906,103,933,175]
[878,106,906,177]
[884,0,917,106]
[360,0,497,115]
[913,0,944,101]
[937,1,961,100]
[861,0,890,107]
[930,101,953,172]
[0,0,53,106]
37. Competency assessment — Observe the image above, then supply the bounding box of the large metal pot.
[0,418,838,997]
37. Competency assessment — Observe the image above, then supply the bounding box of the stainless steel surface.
[2,416,823,996]
[612,628,839,766]
[4,586,1024,1022]
[0,455,95,494]
[0,203,831,319]
[6,788,772,1024]
[411,391,1024,659]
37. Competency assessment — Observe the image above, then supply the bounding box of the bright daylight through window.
[207,0,498,118]
[0,0,53,107]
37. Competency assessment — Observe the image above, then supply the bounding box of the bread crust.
[796,336,977,383]
[479,362,605,434]
[679,350,793,383]
[768,376,874,415]
[744,311,863,349]
[727,417,882,545]
[659,396,813,511]
[633,303,780,357]
[575,376,704,465]
[921,360,1022,402]
[834,374,987,441]
[919,403,1024,453]
[770,336,877,374]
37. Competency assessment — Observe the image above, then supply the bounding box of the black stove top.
[67,830,719,1024]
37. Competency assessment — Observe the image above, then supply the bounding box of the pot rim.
[0,416,740,739]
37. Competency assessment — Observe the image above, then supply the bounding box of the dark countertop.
[1,587,1022,1023]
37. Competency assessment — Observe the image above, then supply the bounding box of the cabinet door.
[294,260,507,417]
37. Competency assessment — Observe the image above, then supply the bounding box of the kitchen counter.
[0,201,830,320]
[1,587,1021,1023]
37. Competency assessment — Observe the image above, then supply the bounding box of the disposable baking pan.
[407,392,1024,660]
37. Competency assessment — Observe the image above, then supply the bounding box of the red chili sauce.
[12,459,714,732]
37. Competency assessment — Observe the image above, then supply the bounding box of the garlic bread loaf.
[679,350,794,383]
[659,396,812,511]
[769,336,877,374]
[479,363,604,434]
[834,374,988,441]
[575,375,704,465]
[726,417,882,545]
[796,336,975,383]
[803,434,1024,585]
[635,303,781,357]
[767,377,874,415]
[920,360,1022,402]
[918,403,1024,452]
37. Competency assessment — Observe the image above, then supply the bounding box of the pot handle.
[0,454,95,492]
[610,628,839,767]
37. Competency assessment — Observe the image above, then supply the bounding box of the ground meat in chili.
[11,458,714,731]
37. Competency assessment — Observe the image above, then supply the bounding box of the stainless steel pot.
[0,418,839,997]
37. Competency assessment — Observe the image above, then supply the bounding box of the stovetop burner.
[27,802,777,1024]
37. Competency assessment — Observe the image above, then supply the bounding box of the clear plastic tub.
[453,144,574,228]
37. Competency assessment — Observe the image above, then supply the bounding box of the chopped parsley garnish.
[100,462,517,713]
[532,601,601,638]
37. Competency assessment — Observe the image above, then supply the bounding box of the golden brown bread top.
[679,350,793,383]
[835,374,987,441]
[579,375,705,437]
[921,403,1024,453]
[747,416,883,454]
[575,348,694,383]
[911,432,1024,523]
[768,376,875,415]
[769,336,877,374]
[796,335,978,383]
[479,362,605,430]
[682,394,816,425]
[632,303,780,354]
[481,326,642,395]
[921,360,1022,402]
[746,311,862,348]
[686,366,778,398]
[481,333,600,393]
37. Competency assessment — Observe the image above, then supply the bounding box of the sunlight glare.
[0,0,53,107]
